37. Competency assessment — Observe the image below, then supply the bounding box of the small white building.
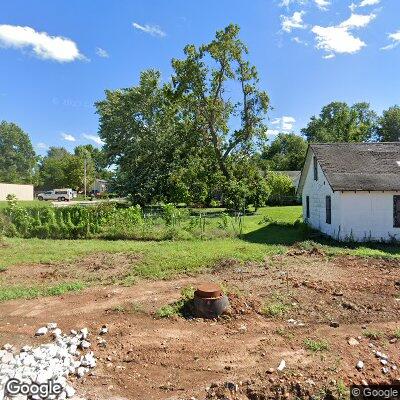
[297,143,400,242]
[0,182,34,201]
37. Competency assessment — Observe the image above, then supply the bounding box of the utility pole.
[84,157,87,200]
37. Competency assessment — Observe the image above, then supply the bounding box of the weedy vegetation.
[304,339,329,352]
[155,286,196,318]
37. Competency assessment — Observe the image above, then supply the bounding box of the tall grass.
[0,200,244,241]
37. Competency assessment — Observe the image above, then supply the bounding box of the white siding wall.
[301,155,342,239]
[0,183,34,201]
[300,150,400,242]
[339,192,400,241]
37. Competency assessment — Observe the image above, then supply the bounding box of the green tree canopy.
[266,172,295,197]
[39,146,95,191]
[301,102,378,143]
[262,133,307,171]
[96,25,270,208]
[0,121,36,184]
[74,144,111,180]
[377,106,400,142]
[171,24,270,180]
[96,70,182,203]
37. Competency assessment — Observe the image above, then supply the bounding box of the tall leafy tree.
[377,106,400,142]
[171,24,269,180]
[0,121,36,183]
[97,25,271,207]
[262,133,307,171]
[74,144,111,179]
[301,102,378,143]
[96,70,180,203]
[39,147,70,189]
[39,147,95,191]
[46,147,70,159]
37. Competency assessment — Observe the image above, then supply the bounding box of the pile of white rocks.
[0,323,104,399]
[356,343,398,375]
[372,349,397,374]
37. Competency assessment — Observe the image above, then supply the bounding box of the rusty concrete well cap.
[195,282,222,299]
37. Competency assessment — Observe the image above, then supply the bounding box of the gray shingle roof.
[310,142,400,191]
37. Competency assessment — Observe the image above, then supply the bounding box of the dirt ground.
[1,249,400,399]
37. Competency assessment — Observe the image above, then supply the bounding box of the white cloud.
[37,142,49,150]
[339,13,376,29]
[96,47,109,58]
[269,116,296,132]
[279,0,298,6]
[311,12,376,57]
[312,25,366,54]
[61,133,76,142]
[279,0,329,9]
[359,0,380,6]
[292,36,309,46]
[381,30,400,51]
[314,0,330,10]
[83,134,105,146]
[349,2,358,12]
[282,116,296,130]
[0,24,84,62]
[323,53,335,59]
[132,22,166,38]
[281,11,307,33]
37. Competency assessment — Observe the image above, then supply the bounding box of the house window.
[394,196,400,228]
[306,196,310,218]
[326,196,331,224]
[313,156,318,181]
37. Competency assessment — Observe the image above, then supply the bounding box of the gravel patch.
[0,323,102,399]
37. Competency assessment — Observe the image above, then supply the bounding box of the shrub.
[222,180,250,211]
[5,200,34,237]
[267,172,295,197]
[0,213,17,237]
[265,172,300,206]
[218,213,230,230]
[0,200,236,241]
[162,204,188,227]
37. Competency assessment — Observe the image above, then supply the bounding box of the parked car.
[37,188,74,202]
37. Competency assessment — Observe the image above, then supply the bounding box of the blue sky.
[0,0,399,155]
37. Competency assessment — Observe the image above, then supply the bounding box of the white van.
[37,188,74,202]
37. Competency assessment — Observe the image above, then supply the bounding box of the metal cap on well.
[194,283,222,299]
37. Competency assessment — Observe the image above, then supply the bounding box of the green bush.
[0,200,237,241]
[0,213,18,237]
[266,172,300,206]
[162,204,189,226]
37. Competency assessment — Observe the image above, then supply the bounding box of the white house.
[297,143,400,242]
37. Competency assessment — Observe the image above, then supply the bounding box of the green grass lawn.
[0,200,49,209]
[0,237,285,278]
[1,205,399,302]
